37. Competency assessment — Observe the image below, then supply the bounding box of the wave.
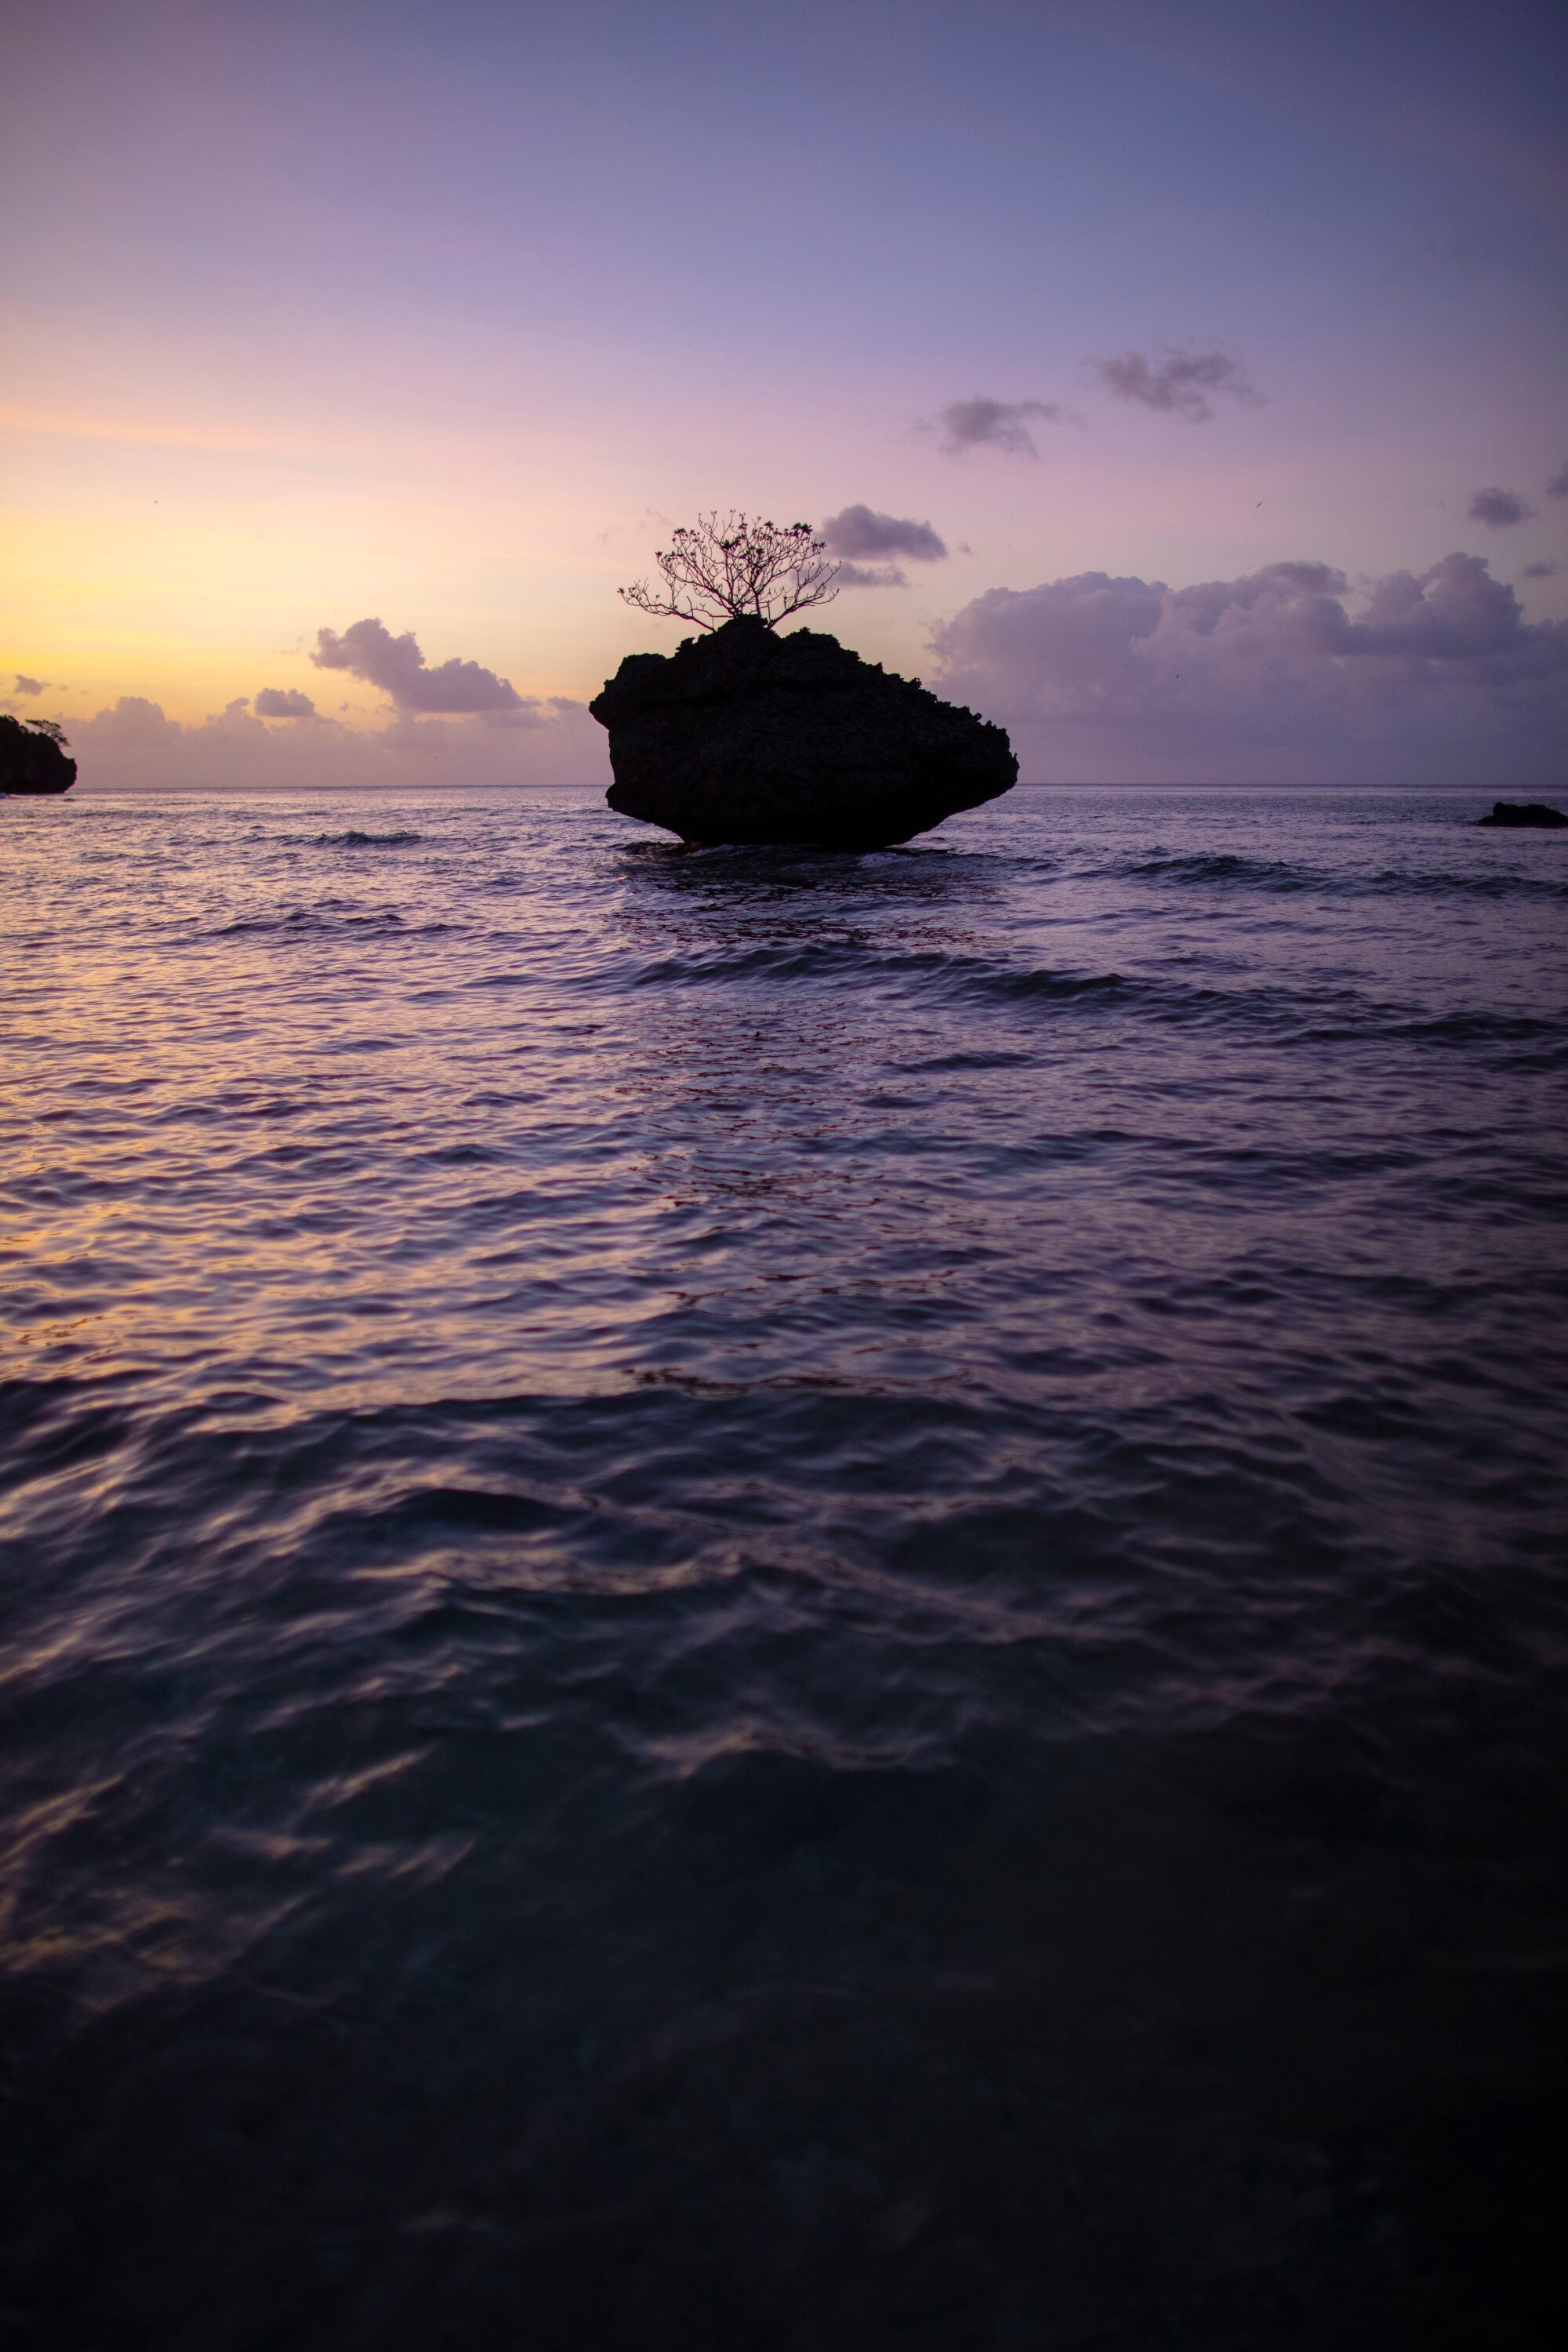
[1116,850,1568,900]
[578,934,1568,1070]
[209,905,456,938]
[1122,851,1320,891]
[310,829,423,848]
[211,906,406,935]
[597,935,1322,1036]
[614,940,1145,1004]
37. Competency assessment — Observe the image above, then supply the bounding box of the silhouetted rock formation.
[0,716,76,796]
[590,615,1016,847]
[1473,800,1566,829]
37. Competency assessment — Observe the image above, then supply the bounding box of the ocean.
[2,782,1565,2348]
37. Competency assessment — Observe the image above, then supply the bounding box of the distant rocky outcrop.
[590,615,1015,847]
[1474,800,1566,829]
[0,715,76,796]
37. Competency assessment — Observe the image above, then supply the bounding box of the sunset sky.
[4,0,1566,785]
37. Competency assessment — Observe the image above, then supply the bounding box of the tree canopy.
[619,512,840,632]
[1,713,70,746]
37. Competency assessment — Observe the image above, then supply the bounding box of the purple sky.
[4,0,1566,782]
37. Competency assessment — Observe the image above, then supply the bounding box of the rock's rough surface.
[1473,800,1566,829]
[0,716,76,796]
[590,615,1016,846]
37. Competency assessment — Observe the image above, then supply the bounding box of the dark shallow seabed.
[2,782,1566,2350]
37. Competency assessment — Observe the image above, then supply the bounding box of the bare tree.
[619,511,840,632]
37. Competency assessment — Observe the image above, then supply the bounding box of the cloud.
[834,562,908,590]
[79,694,183,742]
[1547,463,1568,499]
[311,616,524,713]
[821,505,948,562]
[1094,348,1261,422]
[253,686,318,718]
[60,693,608,790]
[1468,486,1533,527]
[1522,561,1560,579]
[928,551,1568,784]
[935,397,1072,457]
[13,674,47,695]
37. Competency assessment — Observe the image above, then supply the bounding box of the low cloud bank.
[62,694,608,791]
[63,611,611,788]
[58,555,1566,793]
[929,552,1568,783]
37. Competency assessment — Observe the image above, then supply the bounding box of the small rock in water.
[590,614,1016,847]
[1473,800,1566,828]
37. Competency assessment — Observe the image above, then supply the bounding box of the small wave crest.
[312,829,423,847]
[605,937,1276,1036]
[1124,851,1316,891]
[595,930,1568,1067]
[1118,850,1568,901]
[212,902,408,937]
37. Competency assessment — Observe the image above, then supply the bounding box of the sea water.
[2,784,1565,2348]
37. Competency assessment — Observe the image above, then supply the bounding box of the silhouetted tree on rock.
[592,619,1015,846]
[620,511,840,632]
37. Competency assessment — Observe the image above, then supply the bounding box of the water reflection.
[2,787,1565,2347]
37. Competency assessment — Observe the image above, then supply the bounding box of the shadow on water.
[614,833,1016,924]
[602,840,1029,1251]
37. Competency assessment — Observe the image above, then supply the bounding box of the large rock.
[0,715,76,796]
[590,615,1016,847]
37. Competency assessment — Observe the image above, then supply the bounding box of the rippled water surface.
[3,783,1566,2348]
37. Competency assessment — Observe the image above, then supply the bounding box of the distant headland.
[0,714,76,796]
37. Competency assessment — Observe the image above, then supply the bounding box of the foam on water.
[2,783,1565,2348]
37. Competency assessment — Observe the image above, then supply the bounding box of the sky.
[3,0,1566,786]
